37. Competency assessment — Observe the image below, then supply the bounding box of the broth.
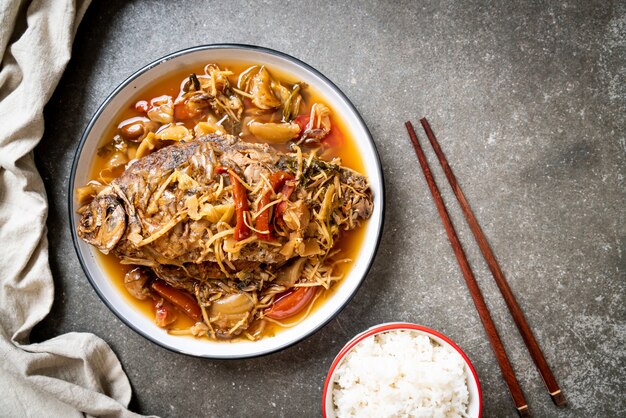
[85,61,368,341]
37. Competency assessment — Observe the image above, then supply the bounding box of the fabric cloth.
[0,1,141,416]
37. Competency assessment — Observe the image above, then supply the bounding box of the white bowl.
[323,322,482,417]
[69,44,385,359]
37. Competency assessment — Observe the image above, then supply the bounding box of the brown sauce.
[87,61,368,340]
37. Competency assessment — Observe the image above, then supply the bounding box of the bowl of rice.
[322,322,482,417]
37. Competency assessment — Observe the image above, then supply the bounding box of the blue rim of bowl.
[69,43,386,359]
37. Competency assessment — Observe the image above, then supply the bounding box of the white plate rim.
[68,43,386,359]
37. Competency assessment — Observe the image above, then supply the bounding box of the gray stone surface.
[33,0,624,416]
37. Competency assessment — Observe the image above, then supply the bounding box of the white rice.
[332,330,469,418]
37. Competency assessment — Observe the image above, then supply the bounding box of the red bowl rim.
[322,322,483,417]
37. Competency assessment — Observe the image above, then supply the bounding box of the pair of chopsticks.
[405,119,565,417]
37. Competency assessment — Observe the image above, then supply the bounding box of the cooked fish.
[77,134,372,289]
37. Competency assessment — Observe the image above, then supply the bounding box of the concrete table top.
[34,1,625,416]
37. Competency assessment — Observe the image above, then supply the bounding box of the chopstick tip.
[551,390,567,407]
[517,405,531,417]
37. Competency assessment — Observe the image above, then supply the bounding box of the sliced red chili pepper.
[257,171,295,241]
[265,287,318,320]
[151,279,203,322]
[256,191,274,241]
[216,166,251,241]
[269,171,294,190]
[275,181,295,220]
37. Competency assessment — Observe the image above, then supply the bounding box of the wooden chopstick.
[404,121,530,417]
[418,118,566,407]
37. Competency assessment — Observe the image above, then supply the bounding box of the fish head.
[77,192,127,254]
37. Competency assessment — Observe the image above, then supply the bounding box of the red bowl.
[322,322,483,417]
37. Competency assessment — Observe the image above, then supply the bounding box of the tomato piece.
[151,280,203,321]
[173,100,208,121]
[322,125,344,148]
[294,114,310,133]
[265,287,318,320]
[173,102,194,120]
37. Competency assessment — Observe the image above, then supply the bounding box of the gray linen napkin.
[0,1,142,416]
